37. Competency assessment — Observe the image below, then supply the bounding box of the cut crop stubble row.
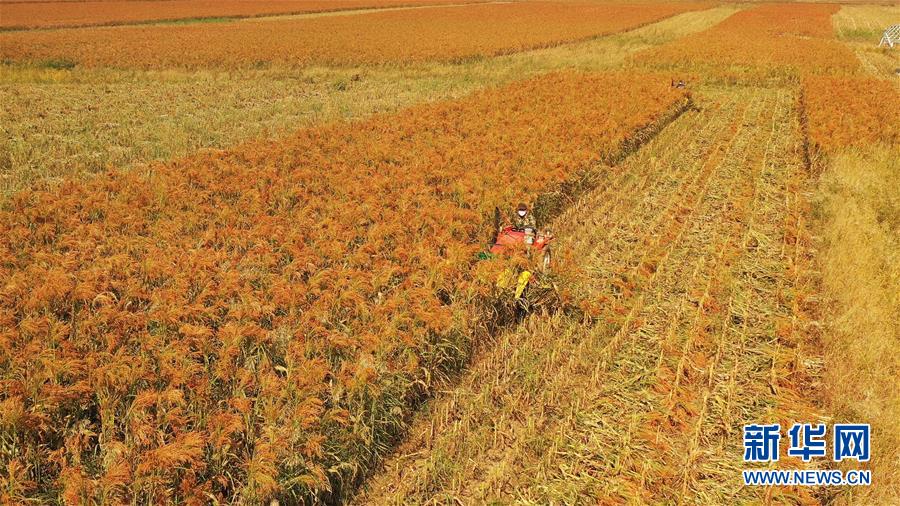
[0,1,711,69]
[0,72,688,503]
[553,86,821,503]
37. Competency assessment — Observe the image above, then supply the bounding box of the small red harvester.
[480,207,558,314]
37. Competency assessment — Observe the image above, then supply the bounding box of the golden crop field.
[802,75,900,152]
[637,3,861,79]
[0,1,711,69]
[1,1,898,504]
[0,0,489,29]
[361,83,825,504]
[1,71,689,503]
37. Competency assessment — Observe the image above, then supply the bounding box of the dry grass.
[816,146,900,504]
[802,9,900,503]
[833,5,900,80]
[0,5,738,198]
[357,84,825,503]
[833,5,900,42]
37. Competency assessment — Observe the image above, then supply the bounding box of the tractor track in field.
[355,85,824,504]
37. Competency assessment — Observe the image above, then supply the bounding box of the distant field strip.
[0,72,689,503]
[833,5,900,81]
[358,84,824,504]
[833,5,900,41]
[0,6,738,198]
[636,3,860,79]
[0,1,713,69]
[809,10,900,497]
[0,0,490,29]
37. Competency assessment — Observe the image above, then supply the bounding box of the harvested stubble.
[0,0,488,29]
[804,14,900,494]
[358,85,824,504]
[0,72,688,504]
[636,3,860,80]
[816,146,900,504]
[833,5,900,42]
[0,1,712,69]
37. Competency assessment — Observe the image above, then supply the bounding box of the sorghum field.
[1,1,897,504]
[0,2,712,69]
[0,0,490,29]
[636,3,861,79]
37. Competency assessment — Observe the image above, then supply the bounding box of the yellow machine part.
[496,269,533,299]
[514,270,532,299]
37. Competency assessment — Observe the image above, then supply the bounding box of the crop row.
[0,0,488,30]
[546,88,758,501]
[660,88,822,503]
[636,3,859,80]
[0,1,711,69]
[0,72,688,503]
[591,87,820,502]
